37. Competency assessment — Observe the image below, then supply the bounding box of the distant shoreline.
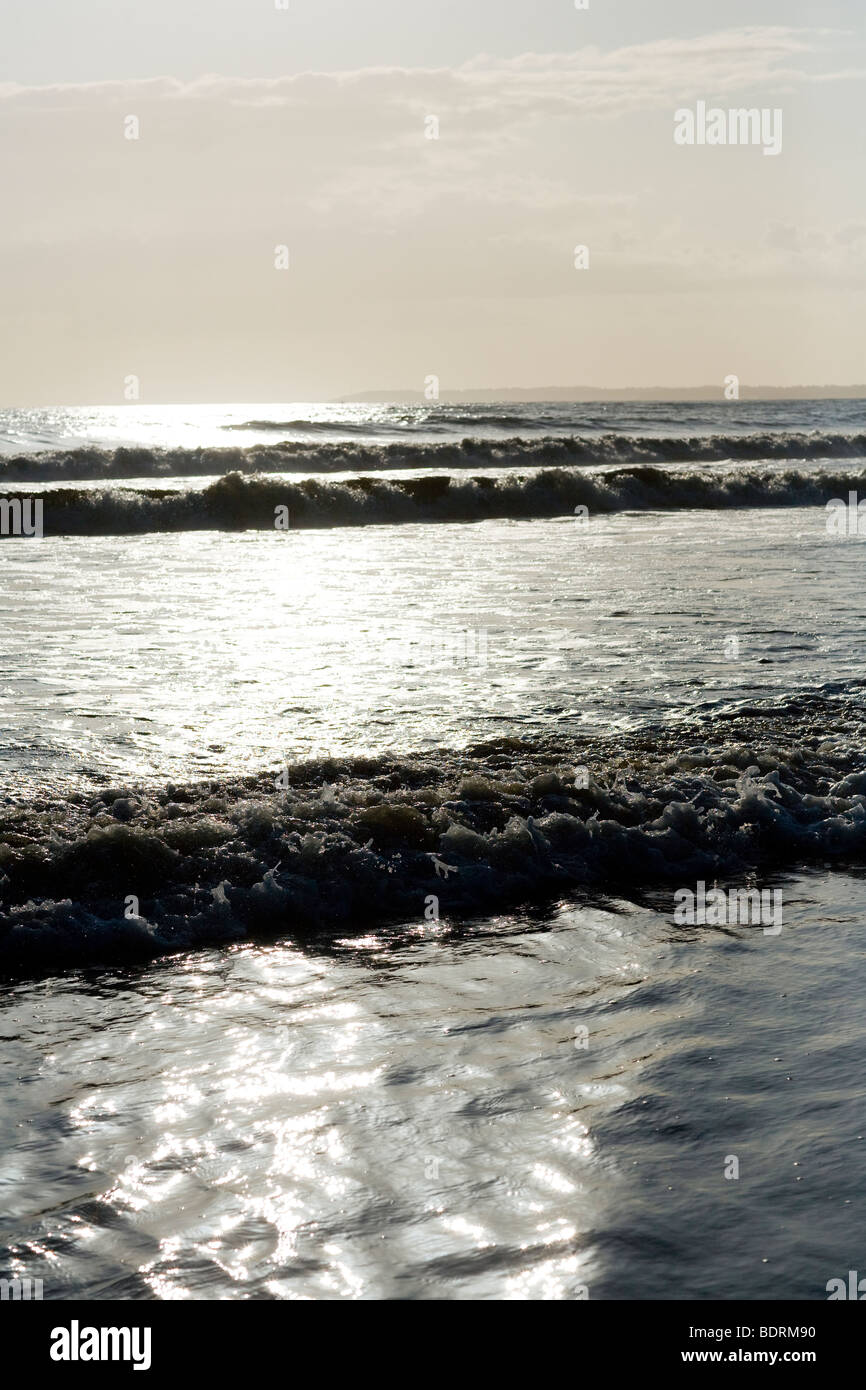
[336,386,866,404]
[2,391,864,410]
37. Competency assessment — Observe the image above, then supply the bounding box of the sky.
[1,1,864,403]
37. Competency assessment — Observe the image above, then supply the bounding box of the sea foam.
[2,695,865,974]
[0,429,863,483]
[2,464,866,536]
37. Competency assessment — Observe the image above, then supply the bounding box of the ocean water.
[1,399,865,1300]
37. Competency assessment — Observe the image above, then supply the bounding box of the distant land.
[337,385,866,404]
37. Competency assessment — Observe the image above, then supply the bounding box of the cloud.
[0,26,863,399]
[0,24,856,111]
[0,27,855,222]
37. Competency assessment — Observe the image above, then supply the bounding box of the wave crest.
[2,464,865,536]
[2,430,864,483]
[2,697,866,974]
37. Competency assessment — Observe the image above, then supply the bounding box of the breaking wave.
[1,430,864,483]
[220,413,539,435]
[2,694,866,974]
[3,464,866,536]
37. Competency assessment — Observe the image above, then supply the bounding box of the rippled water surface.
[1,507,863,796]
[2,399,862,454]
[2,400,864,1301]
[1,869,863,1300]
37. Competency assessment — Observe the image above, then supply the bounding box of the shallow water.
[1,507,863,796]
[1,399,865,1301]
[1,867,863,1300]
[2,399,863,455]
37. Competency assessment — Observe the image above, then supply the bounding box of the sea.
[1,398,865,1300]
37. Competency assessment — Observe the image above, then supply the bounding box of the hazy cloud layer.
[1,26,863,402]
